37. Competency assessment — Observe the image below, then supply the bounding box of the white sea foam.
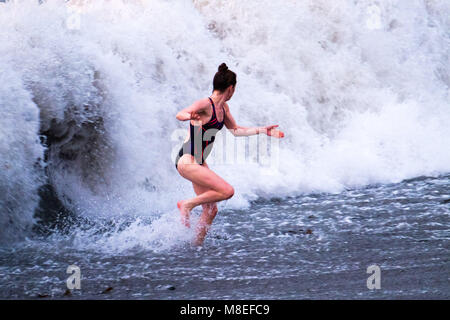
[0,0,449,244]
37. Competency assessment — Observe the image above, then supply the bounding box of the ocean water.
[0,0,449,299]
[0,174,449,299]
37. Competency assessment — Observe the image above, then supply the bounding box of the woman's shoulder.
[195,97,212,107]
[223,102,229,113]
[190,97,211,112]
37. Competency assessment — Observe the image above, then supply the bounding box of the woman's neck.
[210,91,227,105]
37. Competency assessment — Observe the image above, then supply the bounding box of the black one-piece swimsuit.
[175,97,225,169]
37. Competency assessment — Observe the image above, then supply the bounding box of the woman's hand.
[262,125,285,138]
[190,111,202,126]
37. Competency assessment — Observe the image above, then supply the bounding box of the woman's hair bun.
[218,63,228,73]
[213,62,236,92]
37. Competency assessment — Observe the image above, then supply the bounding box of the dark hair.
[213,63,236,92]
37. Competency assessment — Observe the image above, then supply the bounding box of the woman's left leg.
[192,162,218,245]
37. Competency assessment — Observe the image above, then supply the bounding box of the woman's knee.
[222,185,234,199]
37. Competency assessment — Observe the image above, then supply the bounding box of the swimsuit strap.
[189,97,215,128]
[208,97,217,121]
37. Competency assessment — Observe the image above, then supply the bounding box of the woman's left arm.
[224,103,285,138]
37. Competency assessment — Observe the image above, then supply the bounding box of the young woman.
[175,63,285,246]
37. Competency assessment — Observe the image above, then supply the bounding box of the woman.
[175,63,285,246]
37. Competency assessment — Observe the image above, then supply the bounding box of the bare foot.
[177,200,192,228]
[191,238,204,247]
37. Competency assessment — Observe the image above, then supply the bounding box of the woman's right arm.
[176,99,208,121]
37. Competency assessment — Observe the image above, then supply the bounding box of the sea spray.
[0,0,449,245]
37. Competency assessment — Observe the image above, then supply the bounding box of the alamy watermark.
[171,128,281,172]
[366,264,381,290]
[66,265,81,290]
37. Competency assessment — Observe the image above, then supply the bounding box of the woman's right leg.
[176,154,234,217]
